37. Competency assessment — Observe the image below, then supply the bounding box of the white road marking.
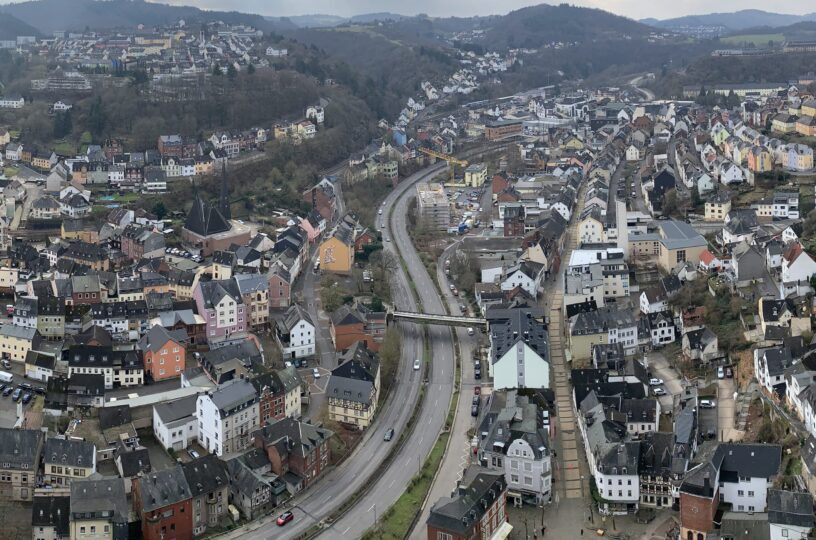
[388,479,395,489]
[368,504,375,512]
[323,495,332,503]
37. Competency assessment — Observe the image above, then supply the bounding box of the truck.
[457,223,468,234]
[0,371,13,384]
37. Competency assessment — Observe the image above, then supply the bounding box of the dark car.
[276,511,294,526]
[384,428,395,442]
[0,384,6,392]
[474,368,481,379]
[2,386,12,396]
[471,404,479,417]
[34,386,45,395]
[472,396,480,406]
[11,388,21,401]
[19,383,32,391]
[21,392,31,405]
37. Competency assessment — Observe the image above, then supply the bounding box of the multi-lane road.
[223,162,452,540]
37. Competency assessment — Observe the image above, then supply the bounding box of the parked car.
[700,399,716,409]
[726,367,733,378]
[2,386,11,396]
[11,388,21,401]
[653,388,667,396]
[472,396,480,406]
[471,404,479,417]
[648,378,663,386]
[384,428,395,442]
[0,360,10,369]
[312,368,320,379]
[467,327,475,336]
[717,367,725,379]
[474,386,481,395]
[19,383,32,391]
[474,368,481,379]
[188,449,200,459]
[21,392,31,404]
[276,511,295,526]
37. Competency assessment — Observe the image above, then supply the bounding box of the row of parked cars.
[0,382,43,404]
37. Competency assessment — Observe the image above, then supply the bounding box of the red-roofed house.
[492,174,510,201]
[698,249,723,272]
[782,242,816,283]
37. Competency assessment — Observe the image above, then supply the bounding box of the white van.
[0,371,13,384]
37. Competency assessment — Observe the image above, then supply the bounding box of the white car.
[653,387,667,396]
[378,209,383,215]
[313,368,320,379]
[717,367,725,379]
[700,399,716,409]
[413,359,421,370]
[649,378,663,386]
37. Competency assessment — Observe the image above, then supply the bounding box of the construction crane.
[418,147,469,168]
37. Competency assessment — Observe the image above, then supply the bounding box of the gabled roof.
[182,455,229,497]
[184,192,230,237]
[138,465,192,512]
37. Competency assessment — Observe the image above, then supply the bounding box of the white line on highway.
[419,437,423,446]
[434,398,438,407]
[388,479,395,488]
[428,416,432,425]
[343,527,350,535]
[323,495,332,503]
[368,504,376,512]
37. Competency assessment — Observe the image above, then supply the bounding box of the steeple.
[219,162,231,221]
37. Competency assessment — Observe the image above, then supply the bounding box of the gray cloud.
[144,0,816,20]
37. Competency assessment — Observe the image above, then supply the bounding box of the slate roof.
[209,379,258,418]
[327,342,380,406]
[70,477,128,522]
[767,489,813,528]
[182,454,229,497]
[0,428,43,470]
[253,417,333,460]
[138,465,192,512]
[153,394,198,424]
[32,496,70,536]
[44,437,95,469]
[184,192,231,237]
[486,306,548,364]
[117,446,152,477]
[427,470,506,535]
[98,404,132,430]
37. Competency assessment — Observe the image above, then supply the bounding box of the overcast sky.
[147,0,815,20]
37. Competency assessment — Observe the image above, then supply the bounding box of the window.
[511,474,519,483]
[748,491,754,497]
[738,490,744,496]
[437,533,453,540]
[676,250,686,263]
[748,506,754,512]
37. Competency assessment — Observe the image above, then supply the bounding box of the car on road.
[717,367,725,379]
[276,511,294,526]
[474,386,481,395]
[312,368,321,379]
[649,378,663,386]
[413,359,421,370]
[474,368,481,379]
[11,388,21,401]
[472,396,480,406]
[700,399,716,409]
[21,392,31,405]
[653,387,667,396]
[188,449,200,459]
[384,428,395,442]
[378,209,383,215]
[384,237,391,242]
[471,404,479,417]
[467,327,475,336]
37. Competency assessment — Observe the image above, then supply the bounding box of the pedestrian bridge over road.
[388,310,488,328]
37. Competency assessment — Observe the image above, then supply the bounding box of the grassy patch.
[3,166,18,177]
[362,431,450,540]
[53,141,76,155]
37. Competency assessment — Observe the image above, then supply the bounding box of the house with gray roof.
[70,477,129,539]
[43,437,96,487]
[487,306,549,390]
[197,379,259,456]
[153,394,199,451]
[0,428,43,500]
[133,465,193,538]
[768,489,813,539]
[182,455,231,535]
[253,417,333,492]
[477,390,552,504]
[426,468,509,540]
[275,303,315,360]
[326,342,380,429]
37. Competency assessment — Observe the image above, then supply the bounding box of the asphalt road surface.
[223,162,451,540]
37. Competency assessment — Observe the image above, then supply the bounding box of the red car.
[276,511,294,526]
[474,386,481,395]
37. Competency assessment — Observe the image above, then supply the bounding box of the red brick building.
[426,470,509,540]
[252,372,286,424]
[267,264,291,309]
[139,325,187,381]
[503,206,526,237]
[253,417,333,492]
[133,466,193,540]
[485,119,522,141]
[679,465,720,540]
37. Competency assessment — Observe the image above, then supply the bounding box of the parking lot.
[647,352,683,412]
[0,361,45,428]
